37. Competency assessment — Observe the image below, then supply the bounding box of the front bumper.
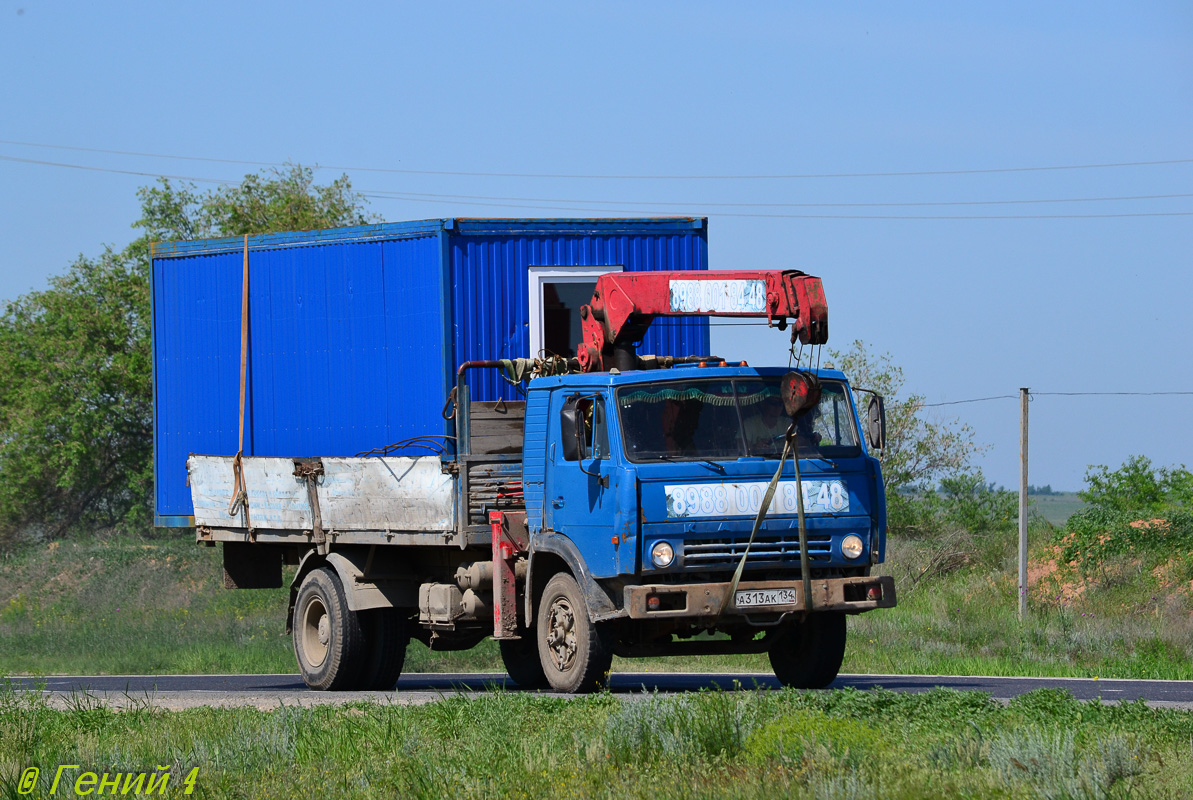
[623,575,896,620]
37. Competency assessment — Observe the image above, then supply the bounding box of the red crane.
[575,269,828,372]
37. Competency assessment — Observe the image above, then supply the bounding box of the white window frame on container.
[527,265,623,359]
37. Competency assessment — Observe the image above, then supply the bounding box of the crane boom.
[575,269,828,372]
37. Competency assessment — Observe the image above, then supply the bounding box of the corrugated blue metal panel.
[380,236,451,444]
[521,390,550,534]
[449,227,709,402]
[154,218,708,523]
[153,250,247,520]
[152,220,447,258]
[154,233,449,519]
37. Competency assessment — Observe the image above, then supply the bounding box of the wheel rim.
[300,595,330,668]
[545,596,577,673]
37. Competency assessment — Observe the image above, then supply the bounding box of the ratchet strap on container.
[227,234,252,530]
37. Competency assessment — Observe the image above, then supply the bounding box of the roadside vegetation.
[3,683,1192,799]
[2,457,1189,679]
[1,168,1188,682]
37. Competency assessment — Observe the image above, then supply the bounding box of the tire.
[357,607,409,690]
[536,572,612,693]
[768,612,847,689]
[293,567,365,691]
[500,633,547,689]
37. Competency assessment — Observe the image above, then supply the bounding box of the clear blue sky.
[2,2,1190,490]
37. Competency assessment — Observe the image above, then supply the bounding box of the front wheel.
[536,573,612,693]
[768,611,847,689]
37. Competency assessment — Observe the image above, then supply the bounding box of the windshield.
[617,377,860,462]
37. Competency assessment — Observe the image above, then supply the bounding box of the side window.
[562,395,609,461]
[586,398,610,459]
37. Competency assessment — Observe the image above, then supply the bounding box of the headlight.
[651,541,675,568]
[841,534,864,560]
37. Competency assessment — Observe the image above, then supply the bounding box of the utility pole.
[1018,387,1029,620]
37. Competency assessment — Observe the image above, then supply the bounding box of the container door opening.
[542,281,596,358]
[528,266,622,360]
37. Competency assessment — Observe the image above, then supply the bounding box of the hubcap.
[545,597,577,672]
[317,615,330,646]
[301,596,330,668]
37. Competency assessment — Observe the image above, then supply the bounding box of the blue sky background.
[2,2,1190,490]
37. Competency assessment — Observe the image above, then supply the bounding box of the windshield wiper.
[755,449,837,468]
[651,453,726,473]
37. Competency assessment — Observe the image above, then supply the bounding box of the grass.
[1029,493,1087,527]
[1,510,1191,680]
[2,683,1191,798]
[0,537,288,675]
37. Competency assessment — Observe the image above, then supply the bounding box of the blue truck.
[152,218,895,692]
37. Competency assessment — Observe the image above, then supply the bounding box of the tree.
[0,165,372,542]
[136,163,371,241]
[0,247,152,537]
[825,340,981,491]
[824,340,993,534]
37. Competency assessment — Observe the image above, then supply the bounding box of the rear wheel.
[293,567,365,690]
[357,608,409,690]
[536,573,612,693]
[768,612,847,689]
[500,632,547,689]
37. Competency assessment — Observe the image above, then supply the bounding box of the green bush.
[1058,507,1193,568]
[889,471,1018,539]
[1079,455,1192,515]
[1054,456,1193,573]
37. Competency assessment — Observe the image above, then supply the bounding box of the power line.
[1,138,1191,180]
[0,154,231,184]
[5,152,1191,220]
[923,391,1193,407]
[922,395,1020,407]
[8,151,1189,210]
[363,188,1193,209]
[363,192,1193,220]
[0,140,277,170]
[1034,391,1193,397]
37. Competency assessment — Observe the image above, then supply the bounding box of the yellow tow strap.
[722,422,814,617]
[227,234,252,530]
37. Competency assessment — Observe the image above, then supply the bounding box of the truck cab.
[496,363,895,692]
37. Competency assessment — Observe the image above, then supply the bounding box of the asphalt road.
[6,672,1193,710]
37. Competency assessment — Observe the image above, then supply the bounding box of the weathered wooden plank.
[189,455,457,532]
[469,400,526,420]
[468,401,526,455]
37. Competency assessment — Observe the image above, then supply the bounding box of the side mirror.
[866,395,887,450]
[560,398,582,461]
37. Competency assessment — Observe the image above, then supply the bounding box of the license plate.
[734,588,797,608]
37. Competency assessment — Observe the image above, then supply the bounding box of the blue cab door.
[544,391,628,578]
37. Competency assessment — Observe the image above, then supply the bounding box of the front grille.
[683,533,833,570]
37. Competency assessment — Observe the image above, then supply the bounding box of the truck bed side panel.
[189,455,456,532]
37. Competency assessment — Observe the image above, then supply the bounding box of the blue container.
[151,217,709,525]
